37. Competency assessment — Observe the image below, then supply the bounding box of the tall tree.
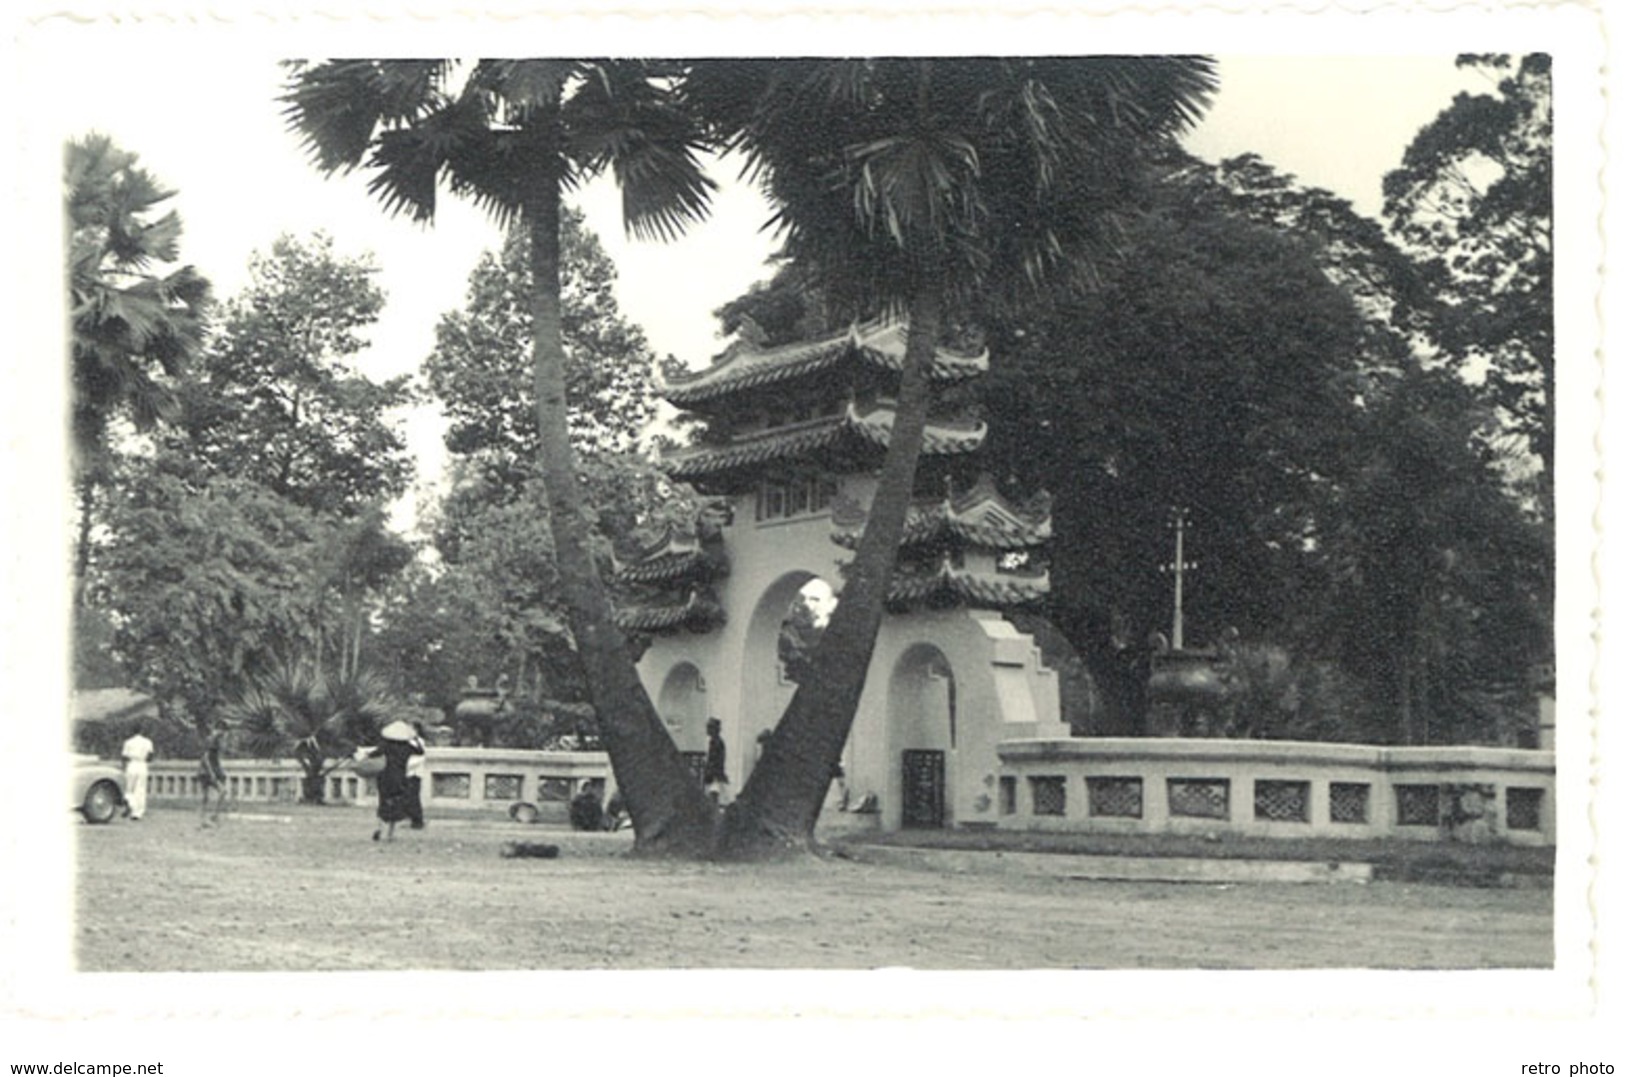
[65,133,210,607]
[282,60,719,855]
[1173,151,1433,385]
[172,233,415,517]
[1383,54,1553,520]
[427,208,659,495]
[978,182,1370,733]
[1314,362,1549,746]
[686,58,1218,855]
[424,206,688,587]
[91,464,328,733]
[315,506,417,682]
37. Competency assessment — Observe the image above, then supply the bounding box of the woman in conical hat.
[363,718,423,842]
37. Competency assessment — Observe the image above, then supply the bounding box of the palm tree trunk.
[720,278,945,858]
[522,166,716,858]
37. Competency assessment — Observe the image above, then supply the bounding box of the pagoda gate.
[616,320,1067,832]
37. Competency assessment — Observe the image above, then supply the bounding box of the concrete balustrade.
[995,738,1555,845]
[136,747,612,821]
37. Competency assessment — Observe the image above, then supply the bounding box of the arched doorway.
[657,662,708,755]
[739,571,837,781]
[889,643,957,828]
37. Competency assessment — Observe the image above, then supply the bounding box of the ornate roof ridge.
[661,319,988,405]
[664,401,986,481]
[613,589,727,634]
[834,473,1051,549]
[885,555,1050,609]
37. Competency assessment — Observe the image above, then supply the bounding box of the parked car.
[72,755,126,824]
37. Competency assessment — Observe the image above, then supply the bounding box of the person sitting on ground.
[569,779,605,831]
[604,788,629,832]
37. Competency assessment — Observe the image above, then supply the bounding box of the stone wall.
[137,747,611,822]
[995,738,1556,845]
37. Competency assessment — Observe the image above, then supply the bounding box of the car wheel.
[509,802,539,825]
[81,780,121,825]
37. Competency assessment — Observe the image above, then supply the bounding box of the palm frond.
[280,60,452,176]
[470,58,574,124]
[564,60,716,243]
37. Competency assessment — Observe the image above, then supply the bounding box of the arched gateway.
[614,319,1068,832]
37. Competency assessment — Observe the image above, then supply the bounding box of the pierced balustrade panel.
[1253,780,1310,822]
[1086,776,1144,819]
[537,778,572,803]
[432,772,472,799]
[1168,778,1230,820]
[1505,787,1544,831]
[1395,784,1441,826]
[1029,775,1067,817]
[1329,782,1370,824]
[484,774,524,801]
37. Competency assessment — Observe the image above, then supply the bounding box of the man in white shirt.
[120,723,155,820]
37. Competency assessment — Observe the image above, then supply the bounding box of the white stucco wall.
[634,475,1064,830]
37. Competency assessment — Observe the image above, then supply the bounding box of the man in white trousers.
[120,723,155,820]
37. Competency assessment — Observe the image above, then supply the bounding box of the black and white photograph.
[2,0,1614,1070]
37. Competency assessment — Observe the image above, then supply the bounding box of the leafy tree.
[283,59,719,855]
[686,58,1218,855]
[91,464,329,733]
[426,209,659,497]
[72,605,127,690]
[1383,54,1552,520]
[979,169,1370,733]
[171,233,415,517]
[1171,151,1433,384]
[65,133,210,605]
[711,258,837,348]
[314,506,417,682]
[1313,363,1549,746]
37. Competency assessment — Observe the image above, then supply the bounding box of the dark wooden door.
[901,749,945,828]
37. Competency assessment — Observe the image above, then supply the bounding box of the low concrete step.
[842,844,1375,885]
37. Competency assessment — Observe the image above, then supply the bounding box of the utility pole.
[1161,507,1197,650]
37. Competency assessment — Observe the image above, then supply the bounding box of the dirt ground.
[73,805,1552,971]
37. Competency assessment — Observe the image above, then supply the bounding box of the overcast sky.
[43,53,1475,365]
[32,45,1481,519]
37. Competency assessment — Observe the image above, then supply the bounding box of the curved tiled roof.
[836,473,1051,551]
[617,549,710,585]
[886,558,1050,610]
[614,524,728,585]
[663,401,986,481]
[662,320,989,406]
[613,591,726,634]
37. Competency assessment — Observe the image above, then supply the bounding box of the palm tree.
[230,661,396,803]
[66,133,210,607]
[685,58,1219,856]
[281,61,719,854]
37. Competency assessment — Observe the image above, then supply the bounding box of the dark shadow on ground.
[830,826,1554,887]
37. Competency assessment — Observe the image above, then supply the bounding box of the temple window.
[757,482,788,521]
[756,476,839,523]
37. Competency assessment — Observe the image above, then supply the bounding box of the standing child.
[197,725,228,827]
[703,717,729,805]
